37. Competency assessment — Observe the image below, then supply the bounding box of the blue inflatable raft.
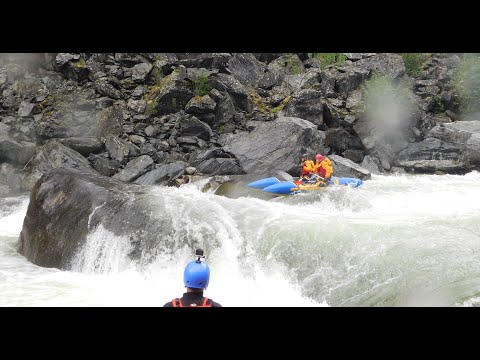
[247,176,363,196]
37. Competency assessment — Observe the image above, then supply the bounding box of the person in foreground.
[164,249,222,307]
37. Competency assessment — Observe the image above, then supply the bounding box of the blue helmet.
[184,260,210,289]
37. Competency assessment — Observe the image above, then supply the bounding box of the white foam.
[0,197,29,237]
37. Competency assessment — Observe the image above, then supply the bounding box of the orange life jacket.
[171,297,213,307]
[314,158,333,179]
[301,160,315,176]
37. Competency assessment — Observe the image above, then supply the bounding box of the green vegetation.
[283,53,301,74]
[250,91,291,115]
[451,54,480,114]
[152,65,163,80]
[73,58,87,68]
[308,53,347,69]
[401,53,427,77]
[271,96,291,113]
[193,73,212,96]
[360,72,413,129]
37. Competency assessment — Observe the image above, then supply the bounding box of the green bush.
[451,54,480,114]
[309,53,347,69]
[401,53,427,77]
[283,53,301,74]
[360,73,413,132]
[194,73,212,97]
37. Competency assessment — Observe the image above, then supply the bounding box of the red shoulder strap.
[172,298,183,307]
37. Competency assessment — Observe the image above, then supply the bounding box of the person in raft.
[300,153,315,182]
[308,153,334,186]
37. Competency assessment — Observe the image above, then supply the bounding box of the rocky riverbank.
[1,53,479,199]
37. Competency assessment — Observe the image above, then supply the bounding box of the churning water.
[2,172,480,307]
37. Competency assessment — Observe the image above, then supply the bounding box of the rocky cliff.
[1,52,477,198]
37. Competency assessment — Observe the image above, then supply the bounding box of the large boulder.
[105,135,140,164]
[225,53,265,87]
[355,53,406,79]
[112,155,154,182]
[428,121,480,165]
[222,116,326,176]
[57,137,104,157]
[195,158,244,175]
[396,137,467,173]
[17,168,185,269]
[329,155,371,180]
[210,73,252,112]
[175,53,231,69]
[148,73,194,115]
[282,89,324,126]
[134,161,187,185]
[0,135,36,166]
[24,140,97,190]
[176,115,213,141]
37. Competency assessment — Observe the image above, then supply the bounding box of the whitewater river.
[2,172,480,307]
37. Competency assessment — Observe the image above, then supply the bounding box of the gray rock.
[226,53,265,87]
[134,161,187,185]
[149,74,194,115]
[397,137,460,162]
[0,136,36,165]
[132,62,153,82]
[1,116,15,124]
[113,155,154,182]
[361,155,383,174]
[342,149,365,163]
[55,53,80,67]
[94,80,124,99]
[132,86,145,98]
[268,54,305,76]
[325,127,364,153]
[210,73,252,112]
[145,125,160,137]
[88,153,121,177]
[24,140,97,190]
[19,167,181,269]
[18,101,35,117]
[329,154,371,179]
[344,53,376,61]
[428,120,480,146]
[105,135,140,163]
[355,53,405,79]
[127,99,147,114]
[185,166,196,175]
[13,78,46,98]
[213,93,237,129]
[258,68,285,90]
[128,135,146,146]
[185,95,216,116]
[175,53,231,69]
[57,137,104,157]
[399,159,466,174]
[195,158,244,175]
[304,58,322,68]
[283,89,324,126]
[0,122,11,134]
[222,117,325,176]
[177,115,213,141]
